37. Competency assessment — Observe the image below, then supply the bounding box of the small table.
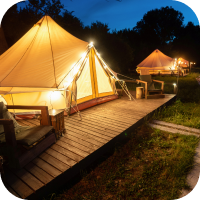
[136,87,144,99]
[48,109,65,140]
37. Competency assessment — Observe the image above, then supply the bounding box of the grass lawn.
[43,72,200,200]
[44,125,200,200]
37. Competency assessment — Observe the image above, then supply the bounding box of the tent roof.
[178,57,189,64]
[0,27,8,55]
[0,16,88,92]
[137,49,174,70]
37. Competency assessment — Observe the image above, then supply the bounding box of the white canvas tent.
[0,16,118,115]
[136,49,177,75]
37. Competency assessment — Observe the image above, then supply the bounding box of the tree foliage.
[1,2,200,73]
[134,6,184,45]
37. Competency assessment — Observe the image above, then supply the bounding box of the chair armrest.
[121,79,137,83]
[152,79,164,83]
[0,119,17,147]
[6,105,51,126]
[135,79,147,84]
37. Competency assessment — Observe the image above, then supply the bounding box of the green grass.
[43,125,200,200]
[151,73,200,128]
[153,100,200,129]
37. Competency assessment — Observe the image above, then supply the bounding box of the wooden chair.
[0,102,56,169]
[137,75,165,99]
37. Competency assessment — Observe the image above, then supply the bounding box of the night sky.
[0,0,199,32]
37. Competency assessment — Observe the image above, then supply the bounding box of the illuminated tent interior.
[0,16,118,116]
[136,49,177,75]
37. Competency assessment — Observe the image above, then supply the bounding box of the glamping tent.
[178,57,189,68]
[0,27,8,55]
[136,49,178,75]
[0,16,118,116]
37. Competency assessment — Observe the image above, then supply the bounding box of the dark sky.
[19,0,199,32]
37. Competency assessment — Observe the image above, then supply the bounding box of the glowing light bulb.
[89,42,93,47]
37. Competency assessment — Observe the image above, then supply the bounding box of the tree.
[1,0,84,46]
[134,6,184,45]
[172,22,200,64]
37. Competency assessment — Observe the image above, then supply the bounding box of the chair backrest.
[139,75,155,90]
[0,102,21,135]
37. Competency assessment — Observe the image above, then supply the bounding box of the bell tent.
[136,49,176,75]
[0,16,118,116]
[177,57,189,68]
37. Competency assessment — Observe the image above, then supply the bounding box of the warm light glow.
[89,42,93,48]
[173,83,176,86]
[104,65,107,69]
[52,109,56,113]
[171,66,175,70]
[97,52,100,57]
[50,91,61,101]
[81,52,87,59]
[194,63,196,64]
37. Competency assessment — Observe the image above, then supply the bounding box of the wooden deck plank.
[80,111,136,125]
[79,113,129,129]
[65,123,109,143]
[17,120,35,127]
[39,152,70,172]
[80,112,131,128]
[55,140,89,158]
[3,168,34,199]
[68,116,125,132]
[50,144,84,162]
[59,136,95,154]
[26,119,40,126]
[85,107,147,119]
[24,162,54,185]
[45,148,77,167]
[11,168,44,191]
[63,133,100,151]
[65,129,104,147]
[65,120,116,140]
[32,157,62,178]
[67,117,120,136]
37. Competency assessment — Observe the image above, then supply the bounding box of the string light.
[89,42,93,48]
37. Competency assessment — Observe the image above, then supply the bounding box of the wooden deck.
[1,93,176,199]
